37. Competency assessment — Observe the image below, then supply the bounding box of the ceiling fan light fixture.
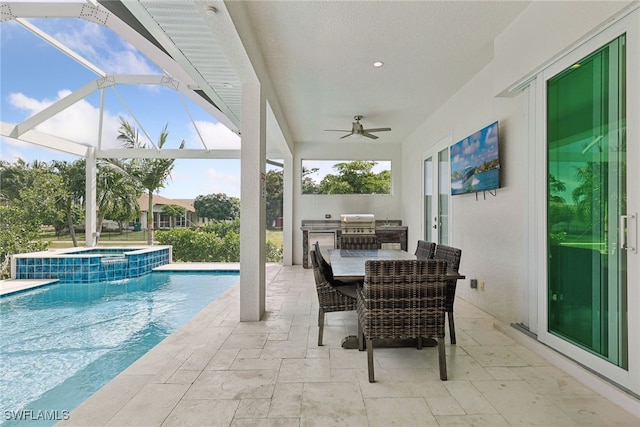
[373,61,384,67]
[324,115,390,140]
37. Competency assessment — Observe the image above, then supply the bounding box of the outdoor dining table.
[328,248,465,281]
[328,248,465,349]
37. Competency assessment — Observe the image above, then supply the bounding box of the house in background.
[136,194,211,230]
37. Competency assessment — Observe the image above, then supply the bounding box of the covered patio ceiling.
[1,0,532,159]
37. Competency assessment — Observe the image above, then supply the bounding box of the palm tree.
[95,162,143,243]
[117,119,184,245]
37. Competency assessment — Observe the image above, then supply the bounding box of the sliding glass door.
[546,34,631,371]
[423,139,451,244]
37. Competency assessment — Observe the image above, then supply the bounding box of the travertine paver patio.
[60,264,639,426]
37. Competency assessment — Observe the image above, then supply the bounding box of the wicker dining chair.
[357,259,449,382]
[340,234,379,249]
[313,241,336,281]
[313,241,361,287]
[309,248,358,346]
[414,240,436,259]
[433,244,462,344]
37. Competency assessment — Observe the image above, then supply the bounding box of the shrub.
[0,206,49,279]
[155,225,283,263]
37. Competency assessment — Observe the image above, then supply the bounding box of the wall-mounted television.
[450,120,500,196]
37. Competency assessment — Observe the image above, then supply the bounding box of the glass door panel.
[547,35,627,368]
[438,148,450,245]
[423,144,451,244]
[424,157,433,242]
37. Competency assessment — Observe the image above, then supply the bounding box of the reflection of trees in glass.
[302,161,390,195]
[548,173,571,245]
[572,163,602,226]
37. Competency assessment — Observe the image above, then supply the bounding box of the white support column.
[240,83,266,321]
[85,147,98,247]
[282,156,294,266]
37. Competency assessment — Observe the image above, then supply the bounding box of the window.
[301,160,391,195]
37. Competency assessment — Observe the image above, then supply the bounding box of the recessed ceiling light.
[373,61,384,67]
[222,82,234,88]
[206,6,218,16]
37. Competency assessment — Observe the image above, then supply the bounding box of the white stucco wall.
[293,141,403,265]
[493,0,634,96]
[400,1,636,324]
[401,63,528,324]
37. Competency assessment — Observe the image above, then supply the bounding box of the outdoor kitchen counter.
[301,220,407,268]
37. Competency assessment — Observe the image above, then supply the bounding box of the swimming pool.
[0,271,238,426]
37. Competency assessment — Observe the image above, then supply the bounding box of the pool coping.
[0,278,60,297]
[153,262,240,272]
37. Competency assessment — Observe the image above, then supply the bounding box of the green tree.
[193,193,240,221]
[301,166,320,194]
[0,167,57,277]
[265,169,283,228]
[96,162,143,237]
[0,159,58,206]
[51,160,86,246]
[319,161,390,194]
[17,167,67,230]
[162,204,186,227]
[0,205,49,279]
[0,159,31,202]
[117,119,184,244]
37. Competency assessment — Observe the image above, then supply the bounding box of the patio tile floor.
[60,265,639,426]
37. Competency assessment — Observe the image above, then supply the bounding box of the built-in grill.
[340,214,376,235]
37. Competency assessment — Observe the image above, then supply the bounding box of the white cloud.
[162,160,241,199]
[187,120,241,150]
[8,90,122,149]
[51,20,158,75]
[203,167,241,197]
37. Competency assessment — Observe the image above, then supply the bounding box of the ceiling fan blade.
[363,127,391,133]
[339,132,354,139]
[362,132,379,139]
[325,129,351,132]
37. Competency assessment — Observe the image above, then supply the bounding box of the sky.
[0,15,247,199]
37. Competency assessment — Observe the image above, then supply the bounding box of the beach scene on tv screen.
[450,121,500,195]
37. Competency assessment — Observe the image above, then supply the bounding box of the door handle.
[620,213,637,253]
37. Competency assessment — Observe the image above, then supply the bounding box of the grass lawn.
[266,229,283,247]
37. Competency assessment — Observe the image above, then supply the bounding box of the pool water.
[0,271,238,426]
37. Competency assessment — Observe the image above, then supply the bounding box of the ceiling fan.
[325,115,391,139]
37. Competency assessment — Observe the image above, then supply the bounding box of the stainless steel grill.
[340,214,376,235]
